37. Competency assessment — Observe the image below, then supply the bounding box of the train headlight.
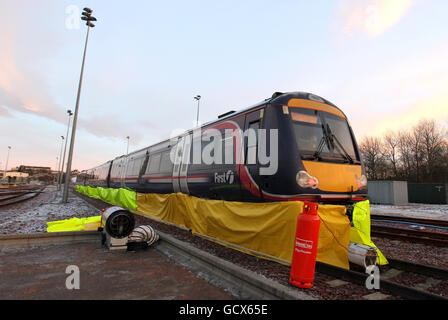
[357,175,367,189]
[296,171,319,189]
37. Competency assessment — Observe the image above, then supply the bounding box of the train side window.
[147,153,161,174]
[159,151,173,173]
[246,121,259,164]
[128,157,144,176]
[126,158,135,176]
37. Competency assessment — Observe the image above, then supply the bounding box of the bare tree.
[361,119,448,183]
[416,119,445,181]
[410,122,425,182]
[397,131,413,180]
[383,131,399,178]
[358,136,385,180]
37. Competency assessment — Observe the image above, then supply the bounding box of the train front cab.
[259,93,368,204]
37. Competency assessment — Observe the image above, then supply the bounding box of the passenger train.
[78,92,367,204]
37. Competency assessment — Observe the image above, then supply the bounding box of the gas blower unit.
[101,206,136,250]
[100,206,159,251]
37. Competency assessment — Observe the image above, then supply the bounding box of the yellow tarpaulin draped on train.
[136,192,351,269]
[350,200,388,265]
[76,185,138,210]
[316,204,351,269]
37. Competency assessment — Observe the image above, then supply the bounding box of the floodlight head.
[83,8,93,14]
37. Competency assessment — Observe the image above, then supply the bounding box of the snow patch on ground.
[370,203,448,221]
[0,186,100,235]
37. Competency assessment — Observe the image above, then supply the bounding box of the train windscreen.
[290,108,358,163]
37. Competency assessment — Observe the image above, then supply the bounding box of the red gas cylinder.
[289,201,321,289]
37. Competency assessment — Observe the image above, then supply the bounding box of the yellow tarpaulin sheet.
[46,216,101,232]
[137,192,351,269]
[76,185,137,210]
[350,200,388,265]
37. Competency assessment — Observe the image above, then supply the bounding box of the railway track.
[317,259,447,300]
[0,186,46,207]
[371,214,448,228]
[371,224,448,247]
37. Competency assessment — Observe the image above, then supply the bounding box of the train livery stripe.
[123,175,210,184]
[287,98,346,119]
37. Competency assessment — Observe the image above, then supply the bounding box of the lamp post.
[4,146,11,177]
[58,110,73,191]
[56,135,64,186]
[126,136,130,155]
[55,157,59,182]
[62,8,97,203]
[194,95,201,127]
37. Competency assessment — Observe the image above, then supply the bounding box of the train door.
[172,137,182,193]
[120,157,126,188]
[179,133,192,194]
[106,161,113,188]
[172,134,192,194]
[137,151,149,186]
[242,109,263,200]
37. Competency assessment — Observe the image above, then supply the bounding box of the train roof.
[106,91,343,163]
[209,91,340,125]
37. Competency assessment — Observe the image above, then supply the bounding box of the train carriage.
[83,91,367,204]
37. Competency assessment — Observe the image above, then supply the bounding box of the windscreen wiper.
[326,124,354,164]
[313,124,333,159]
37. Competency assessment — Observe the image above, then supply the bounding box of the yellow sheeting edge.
[350,200,388,265]
[47,216,101,232]
[137,192,352,269]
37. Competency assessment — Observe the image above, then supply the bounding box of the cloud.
[334,42,448,139]
[339,0,415,36]
[0,105,12,118]
[359,93,448,139]
[0,1,65,123]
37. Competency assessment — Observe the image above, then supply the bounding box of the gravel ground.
[2,185,447,300]
[131,213,400,300]
[371,237,448,269]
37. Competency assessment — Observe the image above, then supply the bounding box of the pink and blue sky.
[1,0,447,171]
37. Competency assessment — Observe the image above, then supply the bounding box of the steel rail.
[386,258,448,280]
[371,214,448,228]
[371,225,448,247]
[316,262,447,300]
[0,187,46,207]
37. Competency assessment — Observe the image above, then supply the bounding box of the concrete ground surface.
[0,240,233,300]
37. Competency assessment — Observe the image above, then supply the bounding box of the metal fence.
[408,183,448,204]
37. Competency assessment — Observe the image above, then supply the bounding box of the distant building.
[17,165,52,175]
[4,172,29,178]
[0,171,29,183]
